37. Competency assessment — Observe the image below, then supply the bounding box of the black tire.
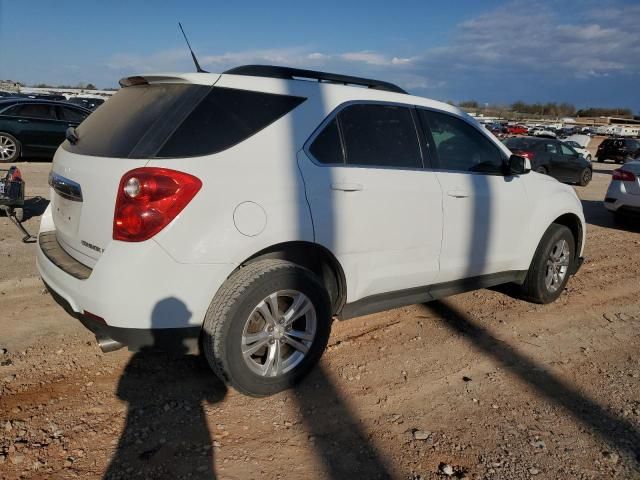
[520,224,575,304]
[202,259,332,397]
[578,168,592,187]
[535,166,547,175]
[0,132,21,163]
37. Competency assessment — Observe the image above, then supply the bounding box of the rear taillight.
[519,151,536,160]
[113,167,201,242]
[612,169,636,182]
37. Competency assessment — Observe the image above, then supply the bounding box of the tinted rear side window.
[338,104,422,169]
[63,85,305,159]
[158,87,305,158]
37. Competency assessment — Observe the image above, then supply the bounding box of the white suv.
[37,66,586,396]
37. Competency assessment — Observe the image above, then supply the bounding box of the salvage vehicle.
[0,99,91,162]
[596,138,640,163]
[604,161,640,221]
[503,136,593,186]
[563,134,592,161]
[37,66,586,396]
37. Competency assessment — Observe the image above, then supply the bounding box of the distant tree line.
[32,82,97,90]
[457,99,634,118]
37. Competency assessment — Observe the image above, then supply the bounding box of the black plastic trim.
[39,232,92,280]
[44,281,200,354]
[224,65,408,94]
[339,271,527,320]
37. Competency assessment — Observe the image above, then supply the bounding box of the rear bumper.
[36,207,236,352]
[603,181,640,212]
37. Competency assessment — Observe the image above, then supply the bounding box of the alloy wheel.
[241,289,317,377]
[544,239,570,293]
[0,135,17,162]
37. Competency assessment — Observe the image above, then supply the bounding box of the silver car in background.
[604,161,640,220]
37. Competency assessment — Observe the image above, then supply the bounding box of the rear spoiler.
[119,73,220,88]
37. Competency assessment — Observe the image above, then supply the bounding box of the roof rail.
[223,65,408,94]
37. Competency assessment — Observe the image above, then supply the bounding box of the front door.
[417,108,529,282]
[298,103,443,303]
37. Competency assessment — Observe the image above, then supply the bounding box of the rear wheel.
[202,259,332,397]
[535,166,547,175]
[0,133,20,163]
[520,224,575,304]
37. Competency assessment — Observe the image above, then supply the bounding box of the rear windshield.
[63,84,306,158]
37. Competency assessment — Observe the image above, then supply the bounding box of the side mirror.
[507,154,531,175]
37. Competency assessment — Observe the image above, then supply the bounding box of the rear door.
[53,105,89,144]
[298,102,443,302]
[9,103,60,153]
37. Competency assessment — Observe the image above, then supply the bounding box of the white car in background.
[563,134,592,161]
[604,161,640,220]
[36,65,586,396]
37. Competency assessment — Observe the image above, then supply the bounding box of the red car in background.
[507,125,528,135]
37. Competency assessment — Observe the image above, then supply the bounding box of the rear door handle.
[331,182,364,192]
[17,119,29,123]
[447,189,470,198]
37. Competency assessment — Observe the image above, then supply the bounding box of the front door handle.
[447,189,470,198]
[331,182,364,192]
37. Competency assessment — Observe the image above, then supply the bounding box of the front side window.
[309,118,343,164]
[560,144,576,156]
[420,110,504,173]
[338,104,422,169]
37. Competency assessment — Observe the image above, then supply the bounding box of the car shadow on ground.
[581,199,640,232]
[421,300,640,464]
[592,168,614,175]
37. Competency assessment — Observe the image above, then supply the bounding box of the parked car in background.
[67,97,105,110]
[37,65,586,396]
[596,138,640,164]
[563,134,592,160]
[563,140,590,160]
[604,161,640,221]
[504,136,592,186]
[533,128,557,138]
[507,124,527,135]
[0,99,91,162]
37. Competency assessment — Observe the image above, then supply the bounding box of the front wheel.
[520,224,575,304]
[202,259,332,397]
[579,168,592,186]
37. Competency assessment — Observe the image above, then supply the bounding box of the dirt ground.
[1,139,639,480]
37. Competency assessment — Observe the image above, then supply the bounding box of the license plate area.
[52,194,82,236]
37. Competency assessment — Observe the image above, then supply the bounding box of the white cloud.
[104,2,640,100]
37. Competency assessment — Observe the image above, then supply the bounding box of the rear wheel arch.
[234,241,346,316]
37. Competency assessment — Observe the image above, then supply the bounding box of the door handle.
[447,189,470,198]
[331,182,364,192]
[17,119,29,123]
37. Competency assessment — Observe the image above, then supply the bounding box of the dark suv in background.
[504,136,592,186]
[0,99,91,162]
[596,138,640,164]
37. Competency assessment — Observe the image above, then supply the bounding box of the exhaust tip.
[96,335,125,353]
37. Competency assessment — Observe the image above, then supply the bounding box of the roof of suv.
[120,65,470,122]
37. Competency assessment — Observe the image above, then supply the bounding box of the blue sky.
[1,0,639,112]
